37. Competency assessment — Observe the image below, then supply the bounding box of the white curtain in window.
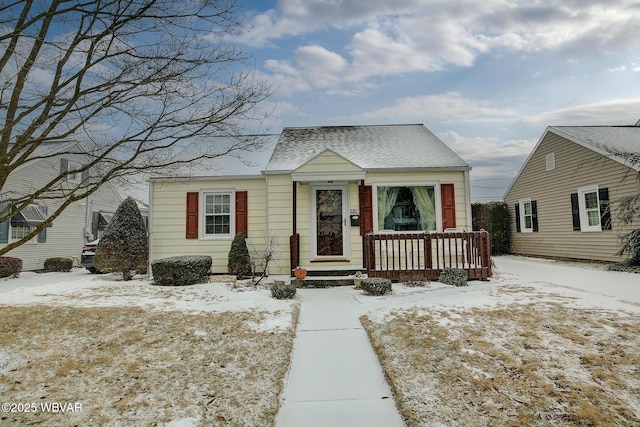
[411,186,436,230]
[377,187,399,230]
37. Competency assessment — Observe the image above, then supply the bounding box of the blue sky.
[227,0,640,201]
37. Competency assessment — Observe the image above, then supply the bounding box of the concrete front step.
[292,276,356,288]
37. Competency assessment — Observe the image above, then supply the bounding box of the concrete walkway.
[275,287,405,427]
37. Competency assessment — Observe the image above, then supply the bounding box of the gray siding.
[2,154,124,270]
[505,132,640,262]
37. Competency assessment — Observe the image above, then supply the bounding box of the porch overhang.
[291,171,366,182]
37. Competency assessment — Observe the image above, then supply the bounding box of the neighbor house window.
[202,192,233,237]
[375,185,437,232]
[11,224,32,240]
[573,185,606,232]
[8,203,49,243]
[515,199,538,233]
[571,186,612,232]
[60,158,83,184]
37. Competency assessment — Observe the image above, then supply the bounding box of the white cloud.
[237,1,640,96]
[525,98,640,125]
[362,92,520,123]
[439,130,537,181]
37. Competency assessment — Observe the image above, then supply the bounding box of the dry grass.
[362,287,640,426]
[0,304,298,427]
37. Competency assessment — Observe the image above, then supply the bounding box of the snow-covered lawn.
[0,270,299,427]
[361,257,640,426]
[2,256,639,427]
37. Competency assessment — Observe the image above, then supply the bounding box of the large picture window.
[376,185,436,231]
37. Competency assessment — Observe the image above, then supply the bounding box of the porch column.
[290,181,299,272]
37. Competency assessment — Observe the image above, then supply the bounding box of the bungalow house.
[0,141,127,270]
[149,124,476,277]
[504,125,640,262]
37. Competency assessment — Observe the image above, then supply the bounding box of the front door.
[311,185,348,260]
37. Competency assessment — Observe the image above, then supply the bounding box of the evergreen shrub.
[44,257,73,272]
[439,268,468,286]
[152,255,212,286]
[271,284,297,299]
[228,233,251,277]
[472,201,510,255]
[94,197,148,280]
[0,257,22,278]
[361,277,392,295]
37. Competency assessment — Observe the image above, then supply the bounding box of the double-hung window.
[515,199,538,233]
[571,185,611,232]
[521,200,533,232]
[203,192,233,237]
[576,186,604,232]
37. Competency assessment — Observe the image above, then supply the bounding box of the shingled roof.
[549,126,640,171]
[264,124,470,172]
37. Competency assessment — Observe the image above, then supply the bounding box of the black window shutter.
[60,158,68,174]
[531,200,539,232]
[514,203,521,233]
[571,193,580,230]
[598,188,611,230]
[0,201,9,244]
[92,211,100,240]
[37,205,48,243]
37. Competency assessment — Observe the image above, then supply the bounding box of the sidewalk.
[275,287,405,427]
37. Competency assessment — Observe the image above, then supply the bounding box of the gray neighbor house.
[0,141,141,271]
[505,124,640,263]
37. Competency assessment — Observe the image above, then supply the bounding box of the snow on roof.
[505,124,640,198]
[155,134,280,179]
[265,124,470,172]
[550,126,640,171]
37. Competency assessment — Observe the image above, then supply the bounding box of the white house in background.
[0,141,126,270]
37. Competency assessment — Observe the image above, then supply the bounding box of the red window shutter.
[236,191,248,237]
[186,192,198,239]
[359,184,373,235]
[441,184,456,230]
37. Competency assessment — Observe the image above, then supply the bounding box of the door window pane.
[316,190,343,256]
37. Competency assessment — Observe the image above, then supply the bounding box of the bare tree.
[0,0,270,255]
[250,233,281,286]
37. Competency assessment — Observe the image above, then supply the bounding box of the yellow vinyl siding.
[150,178,270,274]
[151,169,471,275]
[505,132,639,262]
[294,150,363,173]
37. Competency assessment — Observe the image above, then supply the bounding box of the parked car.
[81,239,100,273]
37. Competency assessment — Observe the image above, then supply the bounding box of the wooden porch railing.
[363,230,492,281]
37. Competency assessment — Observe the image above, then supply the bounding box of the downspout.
[264,175,269,236]
[464,170,473,230]
[148,180,154,277]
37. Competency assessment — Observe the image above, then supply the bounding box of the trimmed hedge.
[151,255,212,286]
[0,257,22,278]
[361,277,392,296]
[271,284,297,299]
[439,268,468,286]
[44,257,73,272]
[472,201,510,255]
